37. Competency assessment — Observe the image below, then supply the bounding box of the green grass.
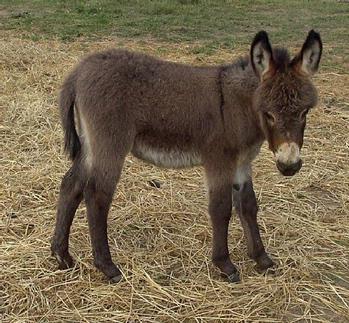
[0,0,348,72]
[0,0,347,44]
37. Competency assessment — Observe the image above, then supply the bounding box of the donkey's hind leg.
[84,152,127,283]
[51,156,86,269]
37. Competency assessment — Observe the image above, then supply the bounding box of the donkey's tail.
[59,72,81,160]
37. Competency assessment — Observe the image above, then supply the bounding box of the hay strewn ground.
[1,35,348,322]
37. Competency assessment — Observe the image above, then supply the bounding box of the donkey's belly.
[131,140,202,169]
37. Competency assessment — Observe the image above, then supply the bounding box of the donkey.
[51,30,322,283]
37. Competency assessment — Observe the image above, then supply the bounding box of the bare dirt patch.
[0,9,9,17]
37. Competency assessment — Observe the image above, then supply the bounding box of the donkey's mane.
[229,47,290,74]
[272,47,291,72]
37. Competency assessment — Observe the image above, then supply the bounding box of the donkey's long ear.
[291,30,322,76]
[250,31,275,80]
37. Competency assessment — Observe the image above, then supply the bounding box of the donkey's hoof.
[255,253,275,274]
[224,270,240,283]
[109,274,123,284]
[227,272,240,283]
[95,261,122,282]
[52,251,74,270]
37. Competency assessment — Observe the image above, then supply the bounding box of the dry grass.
[1,34,349,322]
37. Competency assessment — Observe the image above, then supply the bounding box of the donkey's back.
[73,49,221,122]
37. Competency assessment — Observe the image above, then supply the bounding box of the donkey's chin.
[276,159,302,177]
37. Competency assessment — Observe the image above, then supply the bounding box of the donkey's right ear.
[250,31,275,80]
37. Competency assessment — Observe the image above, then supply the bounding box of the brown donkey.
[51,31,322,283]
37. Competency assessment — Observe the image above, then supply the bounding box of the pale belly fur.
[131,141,202,169]
[132,139,263,175]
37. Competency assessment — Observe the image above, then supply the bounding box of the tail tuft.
[59,73,81,160]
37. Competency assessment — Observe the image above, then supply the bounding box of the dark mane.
[226,56,250,74]
[272,47,291,72]
[236,57,249,70]
[230,48,290,73]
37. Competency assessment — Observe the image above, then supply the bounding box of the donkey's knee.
[233,181,258,216]
[84,176,114,207]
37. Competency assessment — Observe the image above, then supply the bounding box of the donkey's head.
[251,30,322,176]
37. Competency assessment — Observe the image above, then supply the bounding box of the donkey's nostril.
[276,159,302,176]
[276,161,287,172]
[293,159,302,171]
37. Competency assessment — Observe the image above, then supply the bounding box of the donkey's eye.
[264,111,276,125]
[299,108,309,121]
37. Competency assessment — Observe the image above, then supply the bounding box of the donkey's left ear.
[291,30,322,76]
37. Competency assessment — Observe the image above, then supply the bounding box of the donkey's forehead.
[262,74,317,111]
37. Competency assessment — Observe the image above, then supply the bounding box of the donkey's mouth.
[276,159,302,177]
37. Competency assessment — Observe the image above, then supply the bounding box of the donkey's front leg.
[233,178,274,272]
[206,166,240,282]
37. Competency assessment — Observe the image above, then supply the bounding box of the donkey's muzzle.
[276,159,302,176]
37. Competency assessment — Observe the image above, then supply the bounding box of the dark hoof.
[255,253,275,274]
[213,258,240,283]
[109,274,123,284]
[226,271,240,283]
[52,251,74,270]
[220,268,240,283]
[95,260,122,282]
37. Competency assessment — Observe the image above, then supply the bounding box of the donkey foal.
[51,30,322,283]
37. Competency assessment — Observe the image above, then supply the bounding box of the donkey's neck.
[219,61,265,150]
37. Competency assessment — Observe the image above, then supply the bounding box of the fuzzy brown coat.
[52,30,322,283]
